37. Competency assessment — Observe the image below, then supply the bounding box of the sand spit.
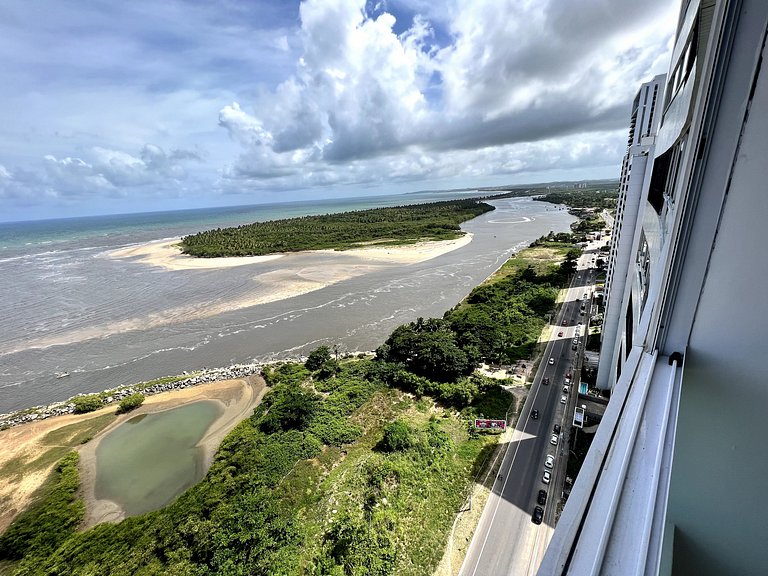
[107,233,473,271]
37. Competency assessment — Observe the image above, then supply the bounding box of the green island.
[179,199,494,257]
[0,193,610,575]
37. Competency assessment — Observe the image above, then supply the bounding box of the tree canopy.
[179,199,494,257]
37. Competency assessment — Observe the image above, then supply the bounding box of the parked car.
[542,470,551,484]
[545,454,555,469]
[550,434,559,445]
[537,489,548,505]
[560,395,567,404]
[563,385,569,393]
[532,506,544,524]
[553,424,561,434]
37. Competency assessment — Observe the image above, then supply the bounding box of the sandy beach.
[0,376,267,532]
[108,234,473,271]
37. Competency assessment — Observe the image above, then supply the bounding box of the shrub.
[71,394,103,414]
[116,393,145,415]
[379,420,415,452]
[305,345,332,371]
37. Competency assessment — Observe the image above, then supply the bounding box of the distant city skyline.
[0,0,676,222]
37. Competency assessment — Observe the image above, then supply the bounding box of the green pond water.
[95,401,222,516]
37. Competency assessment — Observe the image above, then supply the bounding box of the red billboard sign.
[474,418,506,430]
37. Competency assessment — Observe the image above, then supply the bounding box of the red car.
[558,331,564,337]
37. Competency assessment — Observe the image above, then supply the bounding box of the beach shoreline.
[107,233,474,271]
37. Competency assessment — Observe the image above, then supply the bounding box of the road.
[459,243,603,576]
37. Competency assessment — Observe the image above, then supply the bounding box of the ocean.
[0,193,575,414]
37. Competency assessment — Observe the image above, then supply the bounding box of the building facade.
[540,0,768,573]
[598,74,665,390]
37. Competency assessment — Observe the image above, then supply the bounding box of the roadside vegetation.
[0,222,583,575]
[180,199,494,257]
[533,188,618,209]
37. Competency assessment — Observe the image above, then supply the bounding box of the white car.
[560,395,567,404]
[542,470,551,484]
[548,357,555,365]
[545,454,555,469]
[550,434,559,445]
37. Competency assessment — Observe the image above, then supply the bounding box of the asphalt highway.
[459,246,601,576]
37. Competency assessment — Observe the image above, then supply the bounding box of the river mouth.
[94,400,222,516]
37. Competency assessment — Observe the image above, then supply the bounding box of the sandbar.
[13,234,473,354]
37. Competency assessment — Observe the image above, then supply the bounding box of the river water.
[0,195,574,414]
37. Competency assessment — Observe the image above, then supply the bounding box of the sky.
[0,0,678,222]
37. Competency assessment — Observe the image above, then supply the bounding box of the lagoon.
[94,401,222,516]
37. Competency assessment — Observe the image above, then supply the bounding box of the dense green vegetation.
[533,188,618,209]
[70,395,103,414]
[373,244,577,376]
[0,453,83,563]
[179,200,494,257]
[2,360,503,575]
[0,235,582,575]
[116,393,145,415]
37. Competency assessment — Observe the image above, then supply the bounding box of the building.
[597,74,665,391]
[539,0,768,573]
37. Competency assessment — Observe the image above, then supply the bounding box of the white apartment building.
[598,74,665,391]
[540,0,768,573]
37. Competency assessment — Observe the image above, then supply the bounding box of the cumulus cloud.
[220,0,676,189]
[1,0,676,218]
[0,144,202,204]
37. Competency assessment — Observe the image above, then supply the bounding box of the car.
[572,344,578,350]
[560,395,567,404]
[548,357,555,365]
[532,506,544,524]
[562,319,567,326]
[565,377,571,384]
[531,409,539,420]
[543,377,550,385]
[563,385,569,393]
[542,470,551,484]
[553,424,561,434]
[583,293,589,299]
[558,331,564,337]
[545,454,555,469]
[566,371,572,378]
[537,489,548,505]
[550,434,559,445]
